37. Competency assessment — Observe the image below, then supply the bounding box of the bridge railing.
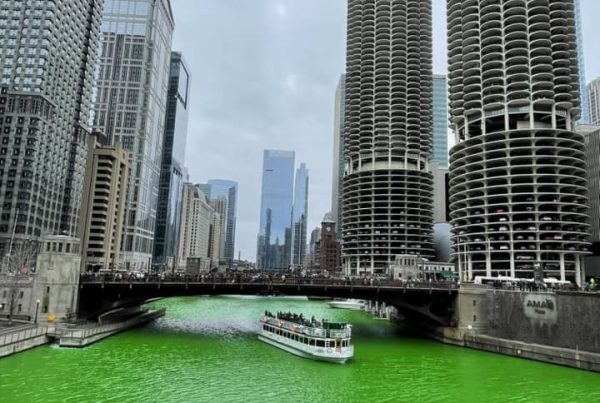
[79,273,459,290]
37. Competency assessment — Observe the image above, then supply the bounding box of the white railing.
[0,325,47,346]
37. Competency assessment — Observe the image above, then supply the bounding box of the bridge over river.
[78,274,459,325]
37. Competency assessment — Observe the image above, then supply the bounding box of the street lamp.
[34,299,40,324]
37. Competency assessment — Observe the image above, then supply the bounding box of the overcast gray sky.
[171,0,600,261]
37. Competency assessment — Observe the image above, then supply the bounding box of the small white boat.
[327,299,365,310]
[258,312,353,364]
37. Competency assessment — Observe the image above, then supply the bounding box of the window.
[473,315,477,322]
[473,300,477,307]
[17,303,21,313]
[316,339,325,347]
[19,291,23,298]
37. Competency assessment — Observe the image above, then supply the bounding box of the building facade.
[0,0,102,254]
[342,0,435,275]
[209,195,227,261]
[93,0,175,271]
[319,214,341,274]
[153,52,191,271]
[448,0,589,284]
[207,179,238,263]
[291,163,309,267]
[331,74,346,239]
[433,166,451,262]
[587,78,600,126]
[257,150,295,270]
[178,184,212,270]
[574,0,588,124]
[78,132,129,272]
[208,212,223,268]
[433,75,449,169]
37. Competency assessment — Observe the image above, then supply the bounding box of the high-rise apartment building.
[574,0,588,124]
[0,0,103,256]
[448,0,589,284]
[209,196,227,261]
[257,150,295,270]
[93,0,175,271]
[433,75,449,169]
[207,179,238,263]
[331,74,346,239]
[208,212,223,268]
[178,183,212,269]
[342,0,435,275]
[154,52,191,270]
[79,132,129,272]
[587,78,600,126]
[291,163,309,267]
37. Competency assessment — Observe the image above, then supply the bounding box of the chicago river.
[0,297,599,402]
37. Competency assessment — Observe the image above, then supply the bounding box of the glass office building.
[257,150,295,270]
[433,75,448,169]
[93,0,175,270]
[291,163,309,267]
[153,52,191,270]
[207,179,238,263]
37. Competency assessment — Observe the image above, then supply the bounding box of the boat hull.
[258,333,352,364]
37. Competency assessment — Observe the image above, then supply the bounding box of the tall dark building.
[0,0,103,258]
[342,0,435,275]
[257,150,295,270]
[448,0,589,284]
[153,52,191,270]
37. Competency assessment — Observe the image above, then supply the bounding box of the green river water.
[0,296,599,402]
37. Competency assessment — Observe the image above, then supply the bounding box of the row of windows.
[262,325,349,348]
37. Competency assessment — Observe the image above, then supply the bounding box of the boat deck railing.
[261,316,351,339]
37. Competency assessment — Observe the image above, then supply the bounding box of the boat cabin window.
[316,340,325,348]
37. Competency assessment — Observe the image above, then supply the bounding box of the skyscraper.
[574,0,589,124]
[331,74,346,239]
[342,0,435,275]
[448,0,589,284]
[257,150,295,270]
[0,0,103,257]
[432,75,449,169]
[154,52,191,270]
[178,183,212,270]
[587,78,600,126]
[209,195,227,261]
[93,0,175,271]
[207,179,238,263]
[291,163,309,267]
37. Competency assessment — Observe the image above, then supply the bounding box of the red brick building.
[319,214,341,274]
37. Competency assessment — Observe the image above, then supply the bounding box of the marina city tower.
[342,0,435,275]
[448,0,590,284]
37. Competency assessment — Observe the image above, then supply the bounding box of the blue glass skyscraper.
[432,75,448,168]
[257,150,295,270]
[291,163,309,267]
[153,52,190,270]
[207,179,238,263]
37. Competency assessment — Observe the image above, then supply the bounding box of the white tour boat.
[258,312,354,364]
[327,299,365,310]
